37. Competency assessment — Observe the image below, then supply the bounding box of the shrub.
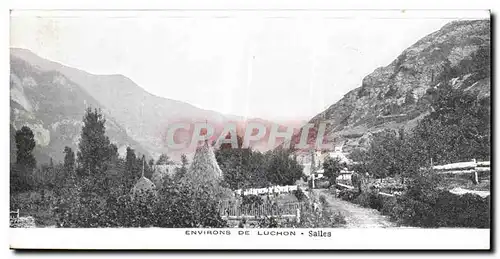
[298,206,346,228]
[353,189,383,210]
[338,172,490,228]
[258,216,279,228]
[55,178,228,228]
[319,195,327,205]
[338,189,359,201]
[241,194,263,207]
[293,188,307,201]
[380,196,398,216]
[384,190,489,228]
[391,195,436,227]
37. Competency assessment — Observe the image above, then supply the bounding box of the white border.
[10,228,491,250]
[2,0,497,253]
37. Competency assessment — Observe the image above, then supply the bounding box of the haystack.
[131,159,157,201]
[183,140,223,185]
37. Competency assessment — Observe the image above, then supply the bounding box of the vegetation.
[338,171,490,228]
[323,156,344,185]
[15,126,37,170]
[350,83,490,180]
[215,133,304,190]
[293,188,307,201]
[341,80,491,228]
[10,107,227,228]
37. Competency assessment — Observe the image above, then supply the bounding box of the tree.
[77,108,111,175]
[63,146,75,173]
[174,154,189,181]
[156,154,171,165]
[415,84,490,163]
[146,158,155,179]
[349,148,370,174]
[15,126,36,169]
[125,147,138,186]
[266,148,304,186]
[323,156,343,185]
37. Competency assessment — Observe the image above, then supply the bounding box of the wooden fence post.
[472,158,479,184]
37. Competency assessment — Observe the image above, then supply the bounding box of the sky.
[10,10,486,121]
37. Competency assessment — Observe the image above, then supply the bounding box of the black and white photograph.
[7,8,492,250]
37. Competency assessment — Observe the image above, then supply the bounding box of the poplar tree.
[77,107,111,175]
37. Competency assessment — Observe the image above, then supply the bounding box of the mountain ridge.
[10,48,292,163]
[301,19,490,153]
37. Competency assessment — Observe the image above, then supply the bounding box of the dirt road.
[314,189,397,228]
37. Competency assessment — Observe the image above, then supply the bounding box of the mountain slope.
[11,48,234,157]
[304,19,490,152]
[10,55,150,163]
[10,49,293,161]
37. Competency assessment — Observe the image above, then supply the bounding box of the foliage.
[11,164,33,193]
[338,172,490,228]
[318,195,327,206]
[354,189,384,211]
[298,205,346,228]
[349,148,370,174]
[337,188,359,201]
[156,154,171,165]
[350,82,490,182]
[323,156,344,185]
[293,188,307,201]
[55,156,228,228]
[15,126,37,169]
[265,148,304,186]
[241,194,263,207]
[63,146,75,173]
[216,135,303,189]
[12,106,231,228]
[76,108,115,176]
[174,154,189,181]
[12,126,37,192]
[413,85,490,164]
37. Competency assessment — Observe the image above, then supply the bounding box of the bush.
[391,195,436,227]
[380,190,489,228]
[353,190,384,211]
[380,196,397,216]
[293,188,307,201]
[338,173,490,228]
[56,178,228,228]
[338,189,359,201]
[241,194,263,207]
[298,206,346,228]
[319,195,327,206]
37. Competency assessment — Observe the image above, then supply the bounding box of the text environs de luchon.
[185,230,332,237]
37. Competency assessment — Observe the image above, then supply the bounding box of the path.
[313,189,397,228]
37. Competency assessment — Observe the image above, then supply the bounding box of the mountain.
[11,48,235,158]
[10,55,149,163]
[10,48,293,163]
[300,19,490,153]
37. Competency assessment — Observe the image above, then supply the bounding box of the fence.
[218,200,305,221]
[10,209,19,219]
[234,185,301,196]
[432,159,490,184]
